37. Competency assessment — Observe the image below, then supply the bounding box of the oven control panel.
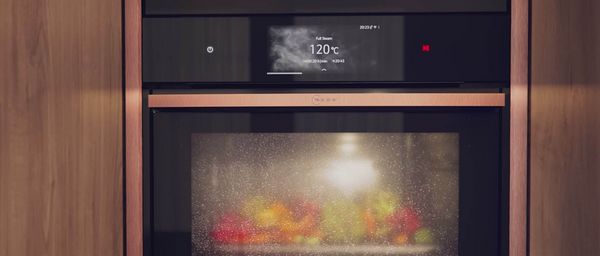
[143,15,509,84]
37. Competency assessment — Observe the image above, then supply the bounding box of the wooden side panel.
[125,0,143,255]
[530,0,600,255]
[0,0,123,255]
[510,0,529,255]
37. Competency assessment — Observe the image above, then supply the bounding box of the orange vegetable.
[245,232,273,244]
[394,233,410,245]
[279,214,317,235]
[255,202,293,229]
[363,209,377,239]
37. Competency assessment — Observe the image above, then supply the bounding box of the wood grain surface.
[530,0,600,255]
[0,0,123,255]
[510,0,529,255]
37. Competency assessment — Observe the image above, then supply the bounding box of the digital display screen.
[268,25,387,76]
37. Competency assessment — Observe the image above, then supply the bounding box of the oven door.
[145,93,508,256]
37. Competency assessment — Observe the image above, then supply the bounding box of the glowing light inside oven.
[325,134,378,195]
[324,158,378,195]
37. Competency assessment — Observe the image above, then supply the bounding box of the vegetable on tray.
[211,190,434,246]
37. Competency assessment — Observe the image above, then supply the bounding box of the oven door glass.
[148,108,507,256]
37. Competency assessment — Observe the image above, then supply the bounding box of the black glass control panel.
[143,15,509,84]
[144,0,508,15]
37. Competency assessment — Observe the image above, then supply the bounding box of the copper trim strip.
[125,0,142,255]
[510,0,529,254]
[148,93,505,108]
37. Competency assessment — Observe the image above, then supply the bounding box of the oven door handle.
[148,93,505,108]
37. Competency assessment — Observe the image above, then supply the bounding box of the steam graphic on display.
[269,26,346,75]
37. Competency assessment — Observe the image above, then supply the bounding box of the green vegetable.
[414,228,434,244]
[366,190,400,221]
[293,235,305,244]
[305,236,321,245]
[321,199,366,244]
[242,196,269,220]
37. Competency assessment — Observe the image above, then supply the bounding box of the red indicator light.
[421,44,431,52]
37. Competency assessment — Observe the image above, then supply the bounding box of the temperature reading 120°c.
[310,44,340,55]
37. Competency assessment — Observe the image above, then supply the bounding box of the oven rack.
[215,244,437,255]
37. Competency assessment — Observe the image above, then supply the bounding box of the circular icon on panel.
[206,46,214,53]
[312,95,321,105]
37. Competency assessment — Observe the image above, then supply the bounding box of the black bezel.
[143,0,509,16]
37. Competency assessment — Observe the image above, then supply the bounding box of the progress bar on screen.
[267,72,303,75]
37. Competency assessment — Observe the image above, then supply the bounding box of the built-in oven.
[141,1,510,256]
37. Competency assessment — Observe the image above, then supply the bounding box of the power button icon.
[206,46,214,54]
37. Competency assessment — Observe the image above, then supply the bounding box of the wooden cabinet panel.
[0,0,122,255]
[530,0,600,255]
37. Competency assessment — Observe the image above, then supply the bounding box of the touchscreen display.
[268,24,400,77]
[269,25,380,75]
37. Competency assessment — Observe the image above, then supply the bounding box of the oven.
[141,1,511,256]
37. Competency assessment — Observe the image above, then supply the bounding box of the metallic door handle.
[148,93,505,108]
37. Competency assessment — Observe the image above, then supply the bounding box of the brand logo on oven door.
[312,95,338,105]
